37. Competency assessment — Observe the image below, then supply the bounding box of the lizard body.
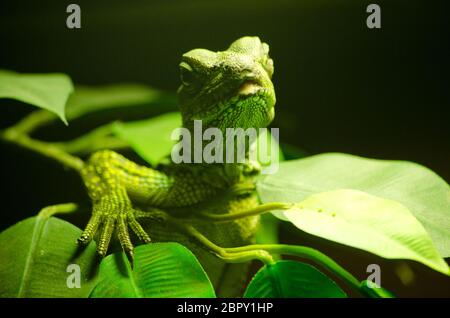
[77,37,276,296]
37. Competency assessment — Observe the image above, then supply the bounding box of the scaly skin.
[77,37,276,296]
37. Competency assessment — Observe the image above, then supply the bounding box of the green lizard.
[76,36,277,296]
[2,37,364,298]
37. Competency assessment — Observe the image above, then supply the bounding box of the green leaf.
[0,69,73,124]
[90,243,216,298]
[257,153,450,258]
[0,216,98,297]
[244,261,346,298]
[283,189,450,275]
[112,112,182,166]
[65,84,177,121]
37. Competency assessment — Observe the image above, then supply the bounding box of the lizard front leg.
[77,150,218,260]
[78,151,153,260]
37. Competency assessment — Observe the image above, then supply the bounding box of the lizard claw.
[77,190,151,263]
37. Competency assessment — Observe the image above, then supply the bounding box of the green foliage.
[257,153,450,258]
[0,216,98,297]
[283,189,449,275]
[90,243,215,298]
[112,112,182,166]
[244,261,346,298]
[0,70,73,124]
[0,216,216,298]
[65,84,177,121]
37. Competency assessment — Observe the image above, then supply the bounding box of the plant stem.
[11,110,56,135]
[0,108,87,171]
[149,211,275,264]
[2,128,84,171]
[38,203,79,219]
[52,122,128,155]
[225,244,362,295]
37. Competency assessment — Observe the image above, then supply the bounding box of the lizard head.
[178,36,276,132]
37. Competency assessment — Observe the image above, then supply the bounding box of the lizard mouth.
[237,80,263,96]
[233,79,275,125]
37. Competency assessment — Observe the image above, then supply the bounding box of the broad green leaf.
[244,261,346,298]
[257,153,450,257]
[90,243,215,298]
[65,84,177,121]
[283,189,450,275]
[112,112,182,166]
[0,216,98,297]
[0,70,73,124]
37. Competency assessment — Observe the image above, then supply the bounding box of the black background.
[0,0,449,297]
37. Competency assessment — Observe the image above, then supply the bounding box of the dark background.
[0,0,449,297]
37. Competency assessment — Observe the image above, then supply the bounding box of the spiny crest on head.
[181,36,270,71]
[228,36,270,61]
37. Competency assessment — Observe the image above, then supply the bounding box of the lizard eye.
[179,62,196,86]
